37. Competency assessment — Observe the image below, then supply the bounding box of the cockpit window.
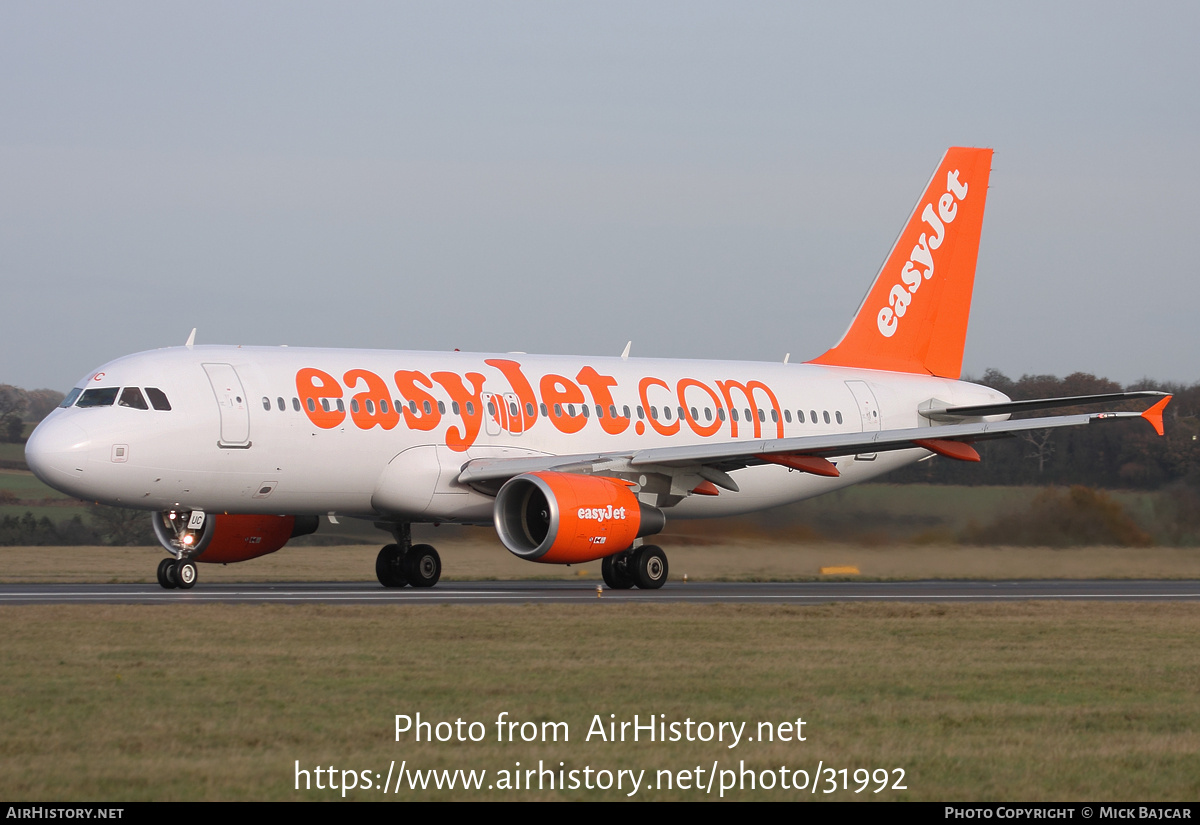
[60,388,83,408]
[76,387,119,408]
[119,387,149,410]
[145,388,172,411]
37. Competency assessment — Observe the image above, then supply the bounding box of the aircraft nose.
[25,416,91,488]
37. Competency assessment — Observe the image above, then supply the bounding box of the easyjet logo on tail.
[877,169,970,338]
[808,146,992,379]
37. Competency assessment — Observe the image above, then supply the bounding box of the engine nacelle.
[494,472,665,564]
[152,512,319,564]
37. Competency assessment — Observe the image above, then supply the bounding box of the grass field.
[1,601,1197,801]
[4,471,1199,802]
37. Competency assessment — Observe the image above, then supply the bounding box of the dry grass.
[4,539,1200,584]
[1,602,1198,801]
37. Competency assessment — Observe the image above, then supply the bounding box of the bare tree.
[1018,429,1056,474]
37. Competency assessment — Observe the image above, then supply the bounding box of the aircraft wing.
[456,394,1170,489]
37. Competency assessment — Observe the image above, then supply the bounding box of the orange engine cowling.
[493,472,665,564]
[152,513,319,564]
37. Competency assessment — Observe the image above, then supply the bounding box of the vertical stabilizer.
[809,147,993,378]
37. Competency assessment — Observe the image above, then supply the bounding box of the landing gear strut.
[602,544,668,590]
[375,523,441,589]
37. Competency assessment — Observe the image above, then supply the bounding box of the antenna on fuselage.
[783,353,790,364]
[185,328,196,349]
[621,341,631,360]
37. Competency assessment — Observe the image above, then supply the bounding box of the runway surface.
[2,580,1200,605]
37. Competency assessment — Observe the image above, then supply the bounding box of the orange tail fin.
[809,147,993,379]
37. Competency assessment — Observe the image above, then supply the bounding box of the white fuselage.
[25,345,1007,526]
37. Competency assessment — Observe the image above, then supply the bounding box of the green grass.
[0,468,74,500]
[0,441,28,465]
[1,602,1197,801]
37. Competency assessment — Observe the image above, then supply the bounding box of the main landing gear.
[156,557,198,590]
[375,523,441,589]
[602,545,668,590]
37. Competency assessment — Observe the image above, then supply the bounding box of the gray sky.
[2,1,1197,391]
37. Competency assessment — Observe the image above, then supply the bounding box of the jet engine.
[493,472,665,564]
[152,512,319,563]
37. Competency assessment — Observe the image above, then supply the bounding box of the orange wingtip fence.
[1141,396,1171,437]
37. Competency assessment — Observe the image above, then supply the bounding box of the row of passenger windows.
[263,395,844,426]
[62,386,172,411]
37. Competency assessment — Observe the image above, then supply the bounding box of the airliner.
[24,147,1169,591]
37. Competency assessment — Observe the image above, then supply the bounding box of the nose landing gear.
[155,556,198,590]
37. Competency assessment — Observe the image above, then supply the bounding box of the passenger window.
[120,388,149,410]
[596,405,604,418]
[704,408,712,422]
[526,403,535,417]
[261,397,270,411]
[636,406,645,420]
[609,405,617,419]
[509,402,518,416]
[650,406,658,420]
[350,399,360,413]
[581,405,589,418]
[823,411,830,424]
[381,399,390,414]
[835,411,843,424]
[145,388,172,411]
[784,410,792,423]
[439,401,446,415]
[540,403,548,416]
[365,399,374,414]
[466,402,475,416]
[731,409,739,422]
[745,408,752,422]
[567,404,576,417]
[623,405,630,419]
[321,399,330,412]
[308,398,316,412]
[554,404,562,417]
[718,408,726,422]
[487,401,496,416]
[798,410,805,423]
[810,410,817,423]
[277,397,285,411]
[663,407,672,421]
[453,402,461,415]
[292,398,301,412]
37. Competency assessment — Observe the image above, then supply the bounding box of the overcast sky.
[2,2,1197,391]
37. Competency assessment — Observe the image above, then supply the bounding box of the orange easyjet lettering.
[344,369,400,430]
[394,370,441,432]
[297,368,346,429]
